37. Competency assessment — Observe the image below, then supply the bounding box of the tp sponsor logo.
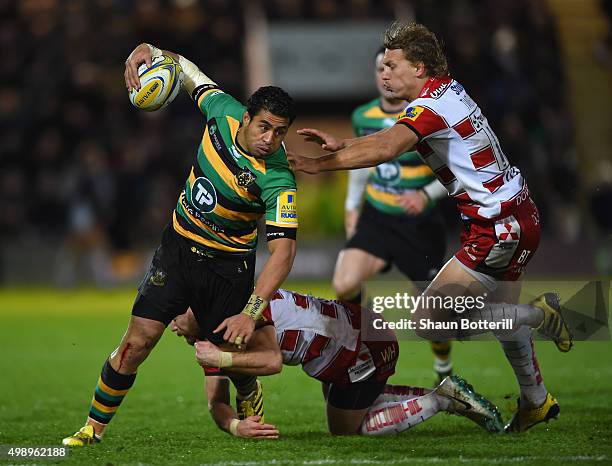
[191,177,217,213]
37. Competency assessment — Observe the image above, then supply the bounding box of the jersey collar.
[234,128,257,158]
[418,76,453,98]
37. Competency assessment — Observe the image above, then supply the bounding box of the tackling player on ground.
[337,46,451,383]
[63,43,298,446]
[289,22,573,432]
[171,290,505,437]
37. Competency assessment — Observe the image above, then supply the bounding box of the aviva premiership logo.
[400,106,425,121]
[191,177,217,213]
[276,190,297,226]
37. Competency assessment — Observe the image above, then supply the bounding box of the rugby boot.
[505,392,560,433]
[62,425,100,446]
[532,293,573,352]
[436,375,504,433]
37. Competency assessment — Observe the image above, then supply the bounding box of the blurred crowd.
[263,0,397,19]
[1,0,246,283]
[0,0,607,283]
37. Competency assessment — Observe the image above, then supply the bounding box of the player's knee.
[333,274,359,300]
[326,404,363,435]
[327,420,360,436]
[114,336,156,369]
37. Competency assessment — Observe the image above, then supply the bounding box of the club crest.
[149,268,167,287]
[236,168,257,187]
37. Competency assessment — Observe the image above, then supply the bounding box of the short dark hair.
[246,86,296,124]
[384,21,449,77]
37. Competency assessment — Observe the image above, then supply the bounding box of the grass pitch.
[1,283,611,465]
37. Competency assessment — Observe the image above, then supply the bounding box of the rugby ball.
[128,55,183,111]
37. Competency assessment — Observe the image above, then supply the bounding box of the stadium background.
[1,0,611,283]
[1,0,611,464]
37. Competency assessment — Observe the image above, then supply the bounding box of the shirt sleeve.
[264,187,298,241]
[261,167,298,241]
[395,104,448,141]
[192,84,243,120]
[203,366,228,377]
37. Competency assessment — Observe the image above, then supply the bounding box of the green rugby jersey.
[352,98,437,216]
[172,84,298,254]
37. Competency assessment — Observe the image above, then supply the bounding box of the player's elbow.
[283,239,297,261]
[270,238,296,262]
[266,351,283,375]
[286,241,297,264]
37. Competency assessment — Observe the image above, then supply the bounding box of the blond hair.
[384,21,449,77]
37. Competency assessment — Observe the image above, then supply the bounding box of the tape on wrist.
[229,418,240,436]
[218,351,233,368]
[145,43,163,59]
[178,54,215,93]
[241,294,269,321]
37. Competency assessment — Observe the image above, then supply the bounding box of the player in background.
[289,22,573,432]
[170,290,504,437]
[337,46,451,382]
[62,43,298,446]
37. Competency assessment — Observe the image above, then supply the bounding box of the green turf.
[1,284,611,465]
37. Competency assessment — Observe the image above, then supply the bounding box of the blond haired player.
[337,46,451,383]
[289,22,573,432]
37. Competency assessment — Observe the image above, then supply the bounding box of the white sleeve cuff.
[422,179,448,202]
[145,43,163,59]
[345,168,370,211]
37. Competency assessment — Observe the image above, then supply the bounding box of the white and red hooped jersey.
[262,289,398,385]
[396,76,527,220]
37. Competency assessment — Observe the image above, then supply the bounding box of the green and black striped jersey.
[172,84,298,255]
[352,98,437,216]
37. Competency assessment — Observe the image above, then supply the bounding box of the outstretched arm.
[297,127,384,153]
[214,238,296,346]
[290,124,419,174]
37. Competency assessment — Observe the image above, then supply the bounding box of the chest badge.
[149,268,167,287]
[236,168,257,188]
